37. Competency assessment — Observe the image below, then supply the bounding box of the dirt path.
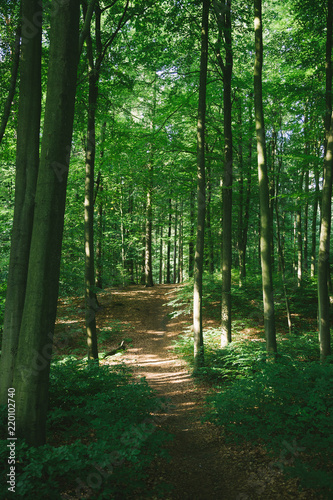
[96,284,314,500]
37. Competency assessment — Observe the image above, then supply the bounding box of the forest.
[0,0,333,498]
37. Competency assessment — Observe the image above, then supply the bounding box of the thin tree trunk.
[318,0,333,362]
[275,154,292,334]
[159,225,163,284]
[12,0,80,445]
[178,200,184,283]
[145,161,154,287]
[239,100,253,285]
[166,199,172,283]
[215,0,233,346]
[311,168,320,277]
[254,0,277,355]
[189,189,195,277]
[297,170,304,287]
[0,0,41,404]
[193,0,209,371]
[95,173,103,290]
[84,34,99,362]
[173,202,178,283]
[318,111,333,361]
[95,121,106,290]
[206,148,214,273]
[0,10,21,146]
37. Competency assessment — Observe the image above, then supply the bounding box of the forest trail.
[94,284,313,500]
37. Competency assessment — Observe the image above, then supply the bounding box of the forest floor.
[55,284,319,500]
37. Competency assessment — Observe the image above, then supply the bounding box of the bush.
[0,358,170,499]
[205,359,333,495]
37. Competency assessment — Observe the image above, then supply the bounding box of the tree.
[193,0,209,371]
[0,2,21,146]
[254,0,277,355]
[11,0,81,446]
[318,0,333,362]
[213,0,233,346]
[0,0,41,404]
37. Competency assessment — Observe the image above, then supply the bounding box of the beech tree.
[254,0,277,355]
[193,0,209,371]
[318,0,333,362]
[0,0,41,404]
[10,0,81,446]
[213,0,233,346]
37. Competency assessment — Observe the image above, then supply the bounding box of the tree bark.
[159,225,163,284]
[318,0,333,362]
[84,31,99,362]
[193,0,209,371]
[12,0,80,446]
[318,110,333,362]
[0,0,41,404]
[311,167,320,277]
[0,9,21,146]
[206,148,214,273]
[214,0,233,346]
[189,189,195,277]
[173,202,178,283]
[254,0,277,354]
[297,170,304,287]
[166,199,172,283]
[145,160,154,287]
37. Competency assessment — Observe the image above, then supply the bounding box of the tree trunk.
[84,35,99,362]
[318,0,333,362]
[95,173,103,290]
[95,121,106,291]
[214,0,233,346]
[193,0,209,371]
[311,168,320,277]
[173,202,178,283]
[254,0,277,354]
[189,189,195,277]
[206,149,214,273]
[12,0,80,446]
[145,161,154,287]
[0,0,41,404]
[166,199,172,283]
[318,111,333,361]
[178,201,184,283]
[297,170,304,287]
[159,225,163,284]
[239,100,253,285]
[0,10,21,146]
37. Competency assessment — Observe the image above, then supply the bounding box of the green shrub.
[0,358,170,499]
[205,360,333,495]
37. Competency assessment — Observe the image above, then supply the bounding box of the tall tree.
[318,0,333,362]
[214,0,233,346]
[11,0,81,446]
[0,0,41,403]
[193,0,209,371]
[254,0,277,355]
[83,0,130,359]
[0,3,21,147]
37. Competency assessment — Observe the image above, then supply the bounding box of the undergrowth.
[171,274,332,496]
[0,358,171,499]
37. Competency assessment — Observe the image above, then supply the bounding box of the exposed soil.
[55,284,319,500]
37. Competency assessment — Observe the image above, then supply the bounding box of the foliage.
[0,358,170,498]
[204,359,333,495]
